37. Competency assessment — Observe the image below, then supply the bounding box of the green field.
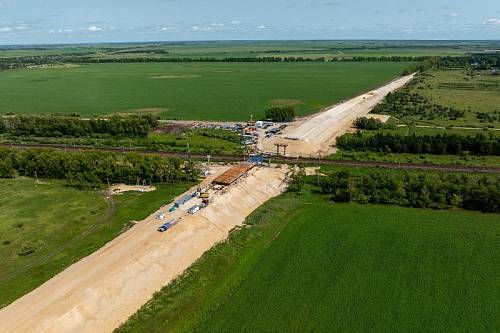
[406,70,500,128]
[117,190,500,333]
[0,177,191,308]
[2,40,497,59]
[0,62,410,121]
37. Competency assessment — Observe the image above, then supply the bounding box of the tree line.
[0,54,431,71]
[437,53,500,70]
[0,115,158,138]
[336,132,500,156]
[265,106,296,122]
[0,148,198,188]
[319,169,499,213]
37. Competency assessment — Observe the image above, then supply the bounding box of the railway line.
[2,142,499,174]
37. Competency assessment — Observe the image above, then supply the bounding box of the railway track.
[1,142,499,174]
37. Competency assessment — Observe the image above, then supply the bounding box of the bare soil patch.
[152,123,191,135]
[109,184,156,196]
[268,99,303,107]
[105,108,168,117]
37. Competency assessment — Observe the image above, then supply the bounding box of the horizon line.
[2,38,500,48]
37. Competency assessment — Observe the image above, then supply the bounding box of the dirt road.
[261,74,415,157]
[0,166,288,333]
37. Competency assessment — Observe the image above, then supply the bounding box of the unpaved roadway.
[0,166,288,333]
[261,74,415,157]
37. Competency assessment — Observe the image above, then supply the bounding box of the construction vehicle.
[188,205,202,214]
[199,192,210,206]
[157,219,178,232]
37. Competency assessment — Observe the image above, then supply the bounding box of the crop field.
[118,190,500,333]
[2,40,497,59]
[407,70,500,127]
[0,178,191,308]
[0,62,410,121]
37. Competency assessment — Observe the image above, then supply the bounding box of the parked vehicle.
[188,205,202,214]
[158,219,178,232]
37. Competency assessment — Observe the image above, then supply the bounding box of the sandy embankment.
[0,166,288,333]
[261,74,415,157]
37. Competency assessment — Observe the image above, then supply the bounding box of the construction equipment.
[157,219,178,232]
[199,192,210,206]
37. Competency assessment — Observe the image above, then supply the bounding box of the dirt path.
[0,166,288,333]
[260,74,415,157]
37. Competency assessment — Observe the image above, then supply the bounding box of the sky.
[0,0,499,45]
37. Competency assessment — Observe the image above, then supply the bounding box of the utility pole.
[34,171,39,182]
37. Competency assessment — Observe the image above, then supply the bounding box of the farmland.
[0,177,191,308]
[117,189,500,333]
[1,40,497,59]
[0,62,410,121]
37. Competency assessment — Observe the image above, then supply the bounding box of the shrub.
[265,106,296,122]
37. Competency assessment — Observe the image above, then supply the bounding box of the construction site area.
[258,74,415,157]
[0,73,417,333]
[0,162,288,333]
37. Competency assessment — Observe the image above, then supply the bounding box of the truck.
[188,205,202,214]
[158,219,178,232]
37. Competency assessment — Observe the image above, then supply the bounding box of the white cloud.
[230,20,240,25]
[0,26,11,32]
[487,18,500,25]
[161,26,176,31]
[257,25,266,29]
[449,12,459,17]
[88,25,103,32]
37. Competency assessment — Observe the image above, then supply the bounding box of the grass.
[0,62,410,121]
[330,150,500,168]
[116,188,500,333]
[0,177,192,308]
[406,69,500,128]
[1,129,244,155]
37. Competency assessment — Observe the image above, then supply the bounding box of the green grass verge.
[0,177,192,308]
[330,150,500,168]
[0,62,410,121]
[116,188,500,333]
